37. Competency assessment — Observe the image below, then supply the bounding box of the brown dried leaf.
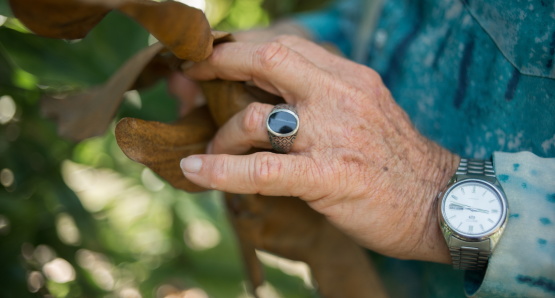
[211,30,235,44]
[199,80,386,297]
[117,76,386,296]
[200,80,283,127]
[15,0,385,290]
[41,42,165,141]
[131,50,181,90]
[9,0,110,39]
[40,30,233,142]
[227,193,387,298]
[10,0,214,61]
[117,0,213,61]
[41,43,164,140]
[133,31,233,90]
[115,106,217,192]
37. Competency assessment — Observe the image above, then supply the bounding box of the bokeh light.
[183,219,221,250]
[33,245,56,265]
[124,90,142,110]
[76,249,116,291]
[0,214,10,235]
[253,282,282,298]
[43,258,76,283]
[256,250,314,289]
[56,213,81,245]
[27,271,45,293]
[119,287,142,298]
[0,15,7,27]
[141,168,165,192]
[156,285,209,298]
[0,95,16,124]
[176,0,206,11]
[0,168,14,188]
[62,160,130,213]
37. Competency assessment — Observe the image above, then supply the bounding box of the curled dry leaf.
[115,106,217,192]
[226,193,387,298]
[40,31,231,142]
[41,42,165,141]
[14,0,386,294]
[200,80,282,127]
[9,0,110,39]
[119,79,387,298]
[9,0,214,61]
[117,0,213,61]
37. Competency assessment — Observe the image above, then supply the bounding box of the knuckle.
[332,80,366,109]
[332,66,387,110]
[252,153,282,189]
[242,102,266,136]
[254,41,290,73]
[358,66,385,97]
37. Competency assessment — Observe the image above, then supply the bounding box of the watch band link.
[450,158,495,271]
[449,245,491,270]
[456,158,495,177]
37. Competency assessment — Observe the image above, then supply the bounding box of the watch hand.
[449,203,464,210]
[467,208,489,214]
[449,203,489,214]
[449,202,474,209]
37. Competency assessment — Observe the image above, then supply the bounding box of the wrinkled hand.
[179,35,459,263]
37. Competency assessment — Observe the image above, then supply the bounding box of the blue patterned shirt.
[295,0,555,296]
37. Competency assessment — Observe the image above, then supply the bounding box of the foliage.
[0,0,329,297]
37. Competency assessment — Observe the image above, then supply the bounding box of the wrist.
[407,139,460,263]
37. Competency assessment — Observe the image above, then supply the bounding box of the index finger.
[182,41,326,103]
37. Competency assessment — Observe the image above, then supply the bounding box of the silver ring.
[266,104,299,153]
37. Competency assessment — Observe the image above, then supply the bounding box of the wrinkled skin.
[177,35,460,264]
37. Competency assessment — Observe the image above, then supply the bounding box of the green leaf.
[0,11,149,87]
[0,45,14,86]
[0,0,13,17]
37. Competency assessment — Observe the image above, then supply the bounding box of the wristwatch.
[438,158,509,271]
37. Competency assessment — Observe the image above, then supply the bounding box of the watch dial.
[442,181,504,237]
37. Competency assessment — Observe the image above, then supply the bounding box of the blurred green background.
[0,0,329,297]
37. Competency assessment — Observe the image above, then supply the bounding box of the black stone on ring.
[266,104,299,153]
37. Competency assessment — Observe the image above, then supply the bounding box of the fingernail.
[180,156,202,173]
[206,141,214,154]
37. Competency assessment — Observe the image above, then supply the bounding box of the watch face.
[441,179,506,238]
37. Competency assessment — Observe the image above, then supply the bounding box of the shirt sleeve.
[464,151,555,297]
[291,0,363,57]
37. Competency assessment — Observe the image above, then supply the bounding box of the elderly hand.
[179,35,459,263]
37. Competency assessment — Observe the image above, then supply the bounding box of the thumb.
[180,152,315,197]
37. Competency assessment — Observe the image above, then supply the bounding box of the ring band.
[266,104,299,153]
